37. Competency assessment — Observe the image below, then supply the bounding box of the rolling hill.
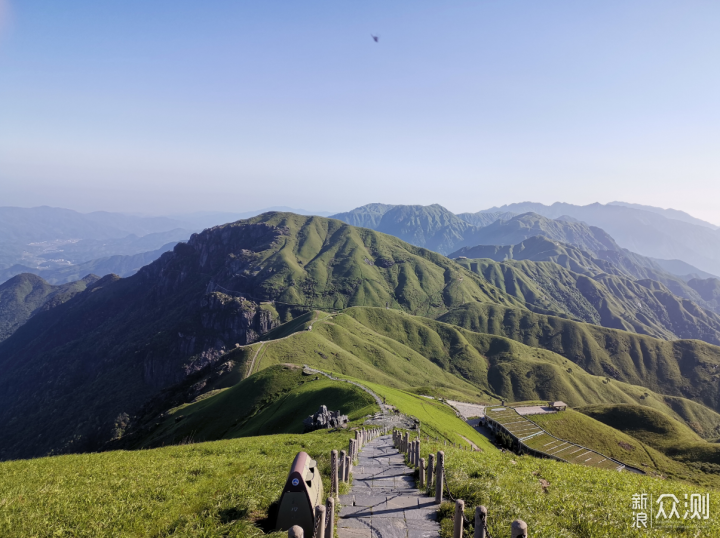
[5,210,720,469]
[452,253,720,344]
[579,404,720,476]
[439,302,720,425]
[119,306,720,446]
[450,235,720,316]
[0,212,526,460]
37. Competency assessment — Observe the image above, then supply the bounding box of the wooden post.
[511,519,528,538]
[344,454,351,482]
[288,525,304,538]
[330,450,339,498]
[326,497,335,538]
[435,451,444,504]
[410,440,416,466]
[339,450,346,483]
[474,506,487,538]
[416,440,420,468]
[453,499,465,538]
[427,453,435,490]
[419,457,425,489]
[348,439,354,462]
[315,505,326,538]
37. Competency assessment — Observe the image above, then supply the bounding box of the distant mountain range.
[332,203,718,278]
[478,202,720,276]
[5,211,720,461]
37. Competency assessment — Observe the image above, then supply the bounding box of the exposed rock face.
[303,405,348,432]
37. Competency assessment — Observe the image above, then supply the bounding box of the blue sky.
[1,1,719,221]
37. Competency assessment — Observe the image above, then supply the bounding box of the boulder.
[303,405,348,432]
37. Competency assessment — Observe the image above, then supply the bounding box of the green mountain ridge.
[0,273,99,342]
[451,235,720,317]
[439,302,720,418]
[453,251,720,345]
[0,212,526,460]
[5,210,720,468]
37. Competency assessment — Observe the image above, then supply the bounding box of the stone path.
[337,435,440,538]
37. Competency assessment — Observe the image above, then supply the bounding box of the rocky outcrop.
[302,405,348,432]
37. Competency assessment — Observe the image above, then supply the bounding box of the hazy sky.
[1,1,719,222]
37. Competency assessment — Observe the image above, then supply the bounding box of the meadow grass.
[419,441,720,537]
[0,431,352,538]
[134,365,378,448]
[354,380,495,451]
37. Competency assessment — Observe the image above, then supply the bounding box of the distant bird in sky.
[371,34,379,43]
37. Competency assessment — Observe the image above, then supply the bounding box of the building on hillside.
[549,401,567,411]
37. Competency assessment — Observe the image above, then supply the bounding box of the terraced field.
[485,406,625,472]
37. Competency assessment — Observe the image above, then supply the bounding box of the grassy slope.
[134,365,378,448]
[222,311,488,402]
[579,404,720,467]
[4,432,717,537]
[426,442,719,538]
[439,302,720,432]
[212,307,720,438]
[0,431,351,538]
[356,379,495,451]
[529,409,720,487]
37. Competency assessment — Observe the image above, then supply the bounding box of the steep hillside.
[372,204,477,255]
[333,203,488,255]
[579,404,720,468]
[439,302,720,427]
[0,273,99,342]
[216,307,720,434]
[688,278,720,311]
[0,213,524,460]
[454,255,720,345]
[131,364,378,448]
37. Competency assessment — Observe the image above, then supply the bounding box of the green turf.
[529,408,720,487]
[211,306,720,439]
[439,302,720,432]
[0,431,351,538]
[133,364,378,448]
[579,404,720,470]
[419,441,719,537]
[353,380,495,451]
